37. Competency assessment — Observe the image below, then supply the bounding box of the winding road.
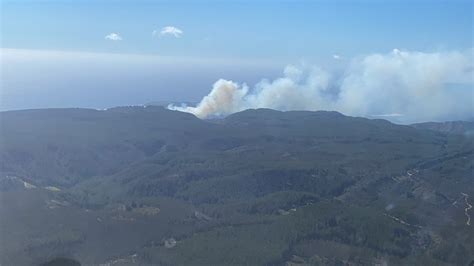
[383,213,423,229]
[461,193,472,226]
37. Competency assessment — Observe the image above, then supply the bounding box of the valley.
[0,107,473,265]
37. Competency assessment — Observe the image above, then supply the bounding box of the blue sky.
[2,0,472,59]
[0,0,473,117]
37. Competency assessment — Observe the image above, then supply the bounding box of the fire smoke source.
[169,49,473,123]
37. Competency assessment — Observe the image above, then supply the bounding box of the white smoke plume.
[169,49,473,123]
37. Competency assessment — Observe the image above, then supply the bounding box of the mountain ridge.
[1,106,473,265]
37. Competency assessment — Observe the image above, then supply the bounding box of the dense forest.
[1,106,473,265]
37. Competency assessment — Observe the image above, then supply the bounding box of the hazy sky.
[0,0,473,118]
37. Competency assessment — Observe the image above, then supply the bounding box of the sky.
[2,0,472,58]
[0,0,473,122]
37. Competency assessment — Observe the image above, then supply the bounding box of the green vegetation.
[0,107,473,265]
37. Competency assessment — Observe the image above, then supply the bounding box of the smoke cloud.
[169,49,473,123]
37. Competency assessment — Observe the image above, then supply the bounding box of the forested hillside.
[1,107,473,265]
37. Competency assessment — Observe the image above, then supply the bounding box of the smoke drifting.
[169,49,473,123]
